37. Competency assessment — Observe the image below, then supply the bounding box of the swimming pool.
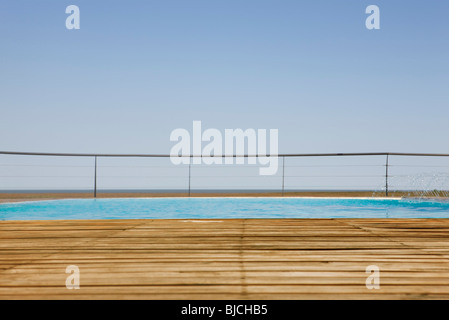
[1,197,449,220]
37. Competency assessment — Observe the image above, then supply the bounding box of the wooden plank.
[1,219,449,299]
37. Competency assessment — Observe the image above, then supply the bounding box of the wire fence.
[1,151,449,197]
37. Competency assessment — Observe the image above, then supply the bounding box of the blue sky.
[1,0,449,155]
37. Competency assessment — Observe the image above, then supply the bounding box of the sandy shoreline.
[0,191,409,204]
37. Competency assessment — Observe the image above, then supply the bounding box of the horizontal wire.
[0,176,94,178]
[0,175,387,178]
[389,165,449,168]
[0,164,187,169]
[0,164,449,170]
[283,165,384,168]
[1,174,441,178]
[2,164,448,168]
[0,164,93,168]
[0,188,385,190]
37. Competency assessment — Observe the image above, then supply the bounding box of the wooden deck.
[1,219,449,300]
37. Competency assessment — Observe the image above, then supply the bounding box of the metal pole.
[94,156,97,198]
[282,156,285,196]
[188,162,191,197]
[385,154,389,197]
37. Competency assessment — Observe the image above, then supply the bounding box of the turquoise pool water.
[1,197,449,220]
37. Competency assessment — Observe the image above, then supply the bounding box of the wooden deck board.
[1,219,449,299]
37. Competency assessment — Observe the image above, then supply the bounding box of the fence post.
[385,154,389,197]
[282,156,285,196]
[94,156,97,198]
